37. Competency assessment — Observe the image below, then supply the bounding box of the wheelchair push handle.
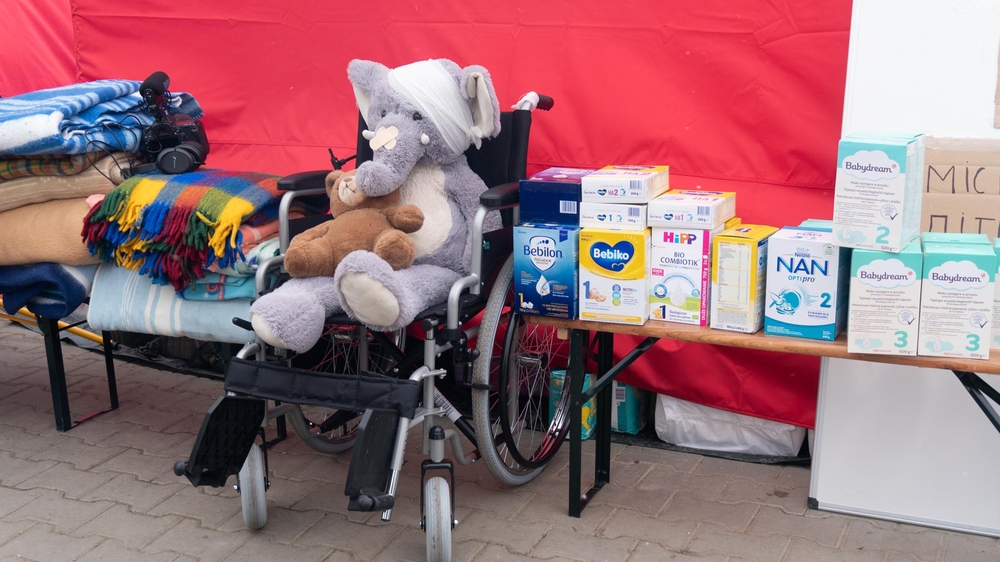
[512,92,554,112]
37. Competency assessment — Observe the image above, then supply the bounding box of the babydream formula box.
[519,167,594,226]
[579,202,647,231]
[581,165,670,204]
[650,217,741,325]
[848,242,922,355]
[710,224,779,333]
[833,133,925,252]
[647,191,737,229]
[513,223,579,319]
[764,228,850,341]
[579,227,651,325]
[918,240,995,359]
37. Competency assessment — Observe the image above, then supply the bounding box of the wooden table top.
[525,317,1000,375]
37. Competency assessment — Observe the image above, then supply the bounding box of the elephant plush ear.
[347,60,389,125]
[460,65,501,139]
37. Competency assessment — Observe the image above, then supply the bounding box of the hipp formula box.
[917,240,995,359]
[647,191,736,229]
[579,202,647,231]
[848,243,922,355]
[513,223,579,319]
[764,228,850,341]
[579,227,651,325]
[519,167,594,226]
[650,217,741,325]
[710,225,779,333]
[833,133,925,252]
[581,165,669,204]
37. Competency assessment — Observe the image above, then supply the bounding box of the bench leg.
[38,316,72,432]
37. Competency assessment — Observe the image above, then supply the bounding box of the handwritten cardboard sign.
[922,137,1000,236]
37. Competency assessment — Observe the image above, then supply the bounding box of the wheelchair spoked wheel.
[472,256,573,486]
[287,325,401,453]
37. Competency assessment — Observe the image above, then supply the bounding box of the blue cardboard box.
[519,167,595,226]
[514,223,579,319]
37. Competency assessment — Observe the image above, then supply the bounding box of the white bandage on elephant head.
[387,60,491,155]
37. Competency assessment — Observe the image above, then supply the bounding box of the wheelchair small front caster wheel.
[238,443,268,530]
[424,476,451,562]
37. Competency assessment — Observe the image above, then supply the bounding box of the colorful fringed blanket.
[82,169,284,290]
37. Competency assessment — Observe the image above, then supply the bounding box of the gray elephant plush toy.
[250,58,503,352]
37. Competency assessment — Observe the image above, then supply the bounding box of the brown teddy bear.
[283,169,424,278]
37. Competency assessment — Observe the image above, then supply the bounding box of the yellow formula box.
[579,227,651,325]
[710,224,779,333]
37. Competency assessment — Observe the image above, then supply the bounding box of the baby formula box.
[513,223,579,319]
[764,227,850,341]
[992,239,1000,351]
[650,217,741,325]
[917,240,995,359]
[579,227,651,325]
[799,219,833,230]
[519,167,594,226]
[647,190,737,229]
[848,242,922,355]
[581,165,670,204]
[833,133,925,252]
[611,381,649,435]
[921,232,990,245]
[710,224,779,333]
[579,202,647,231]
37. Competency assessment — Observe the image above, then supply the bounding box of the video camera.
[137,71,210,174]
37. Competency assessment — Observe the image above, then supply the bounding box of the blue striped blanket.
[0,80,202,156]
[0,263,98,319]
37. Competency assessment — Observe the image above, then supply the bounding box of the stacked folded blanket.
[0,264,98,318]
[0,152,127,214]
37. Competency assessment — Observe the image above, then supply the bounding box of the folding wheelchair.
[174,92,576,561]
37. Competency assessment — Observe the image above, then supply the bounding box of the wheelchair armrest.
[277,170,332,191]
[480,181,520,210]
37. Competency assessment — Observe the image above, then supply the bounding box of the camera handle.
[328,148,357,171]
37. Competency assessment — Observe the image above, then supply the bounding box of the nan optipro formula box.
[764,228,850,341]
[519,168,594,226]
[579,202,647,231]
[848,243,922,355]
[581,165,670,204]
[647,190,737,229]
[918,240,995,359]
[710,224,779,333]
[579,227,651,325]
[833,133,925,252]
[513,223,579,319]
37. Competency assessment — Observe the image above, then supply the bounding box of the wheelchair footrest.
[176,396,265,488]
[345,409,399,510]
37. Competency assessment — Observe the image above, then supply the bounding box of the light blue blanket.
[0,80,202,156]
[88,264,253,344]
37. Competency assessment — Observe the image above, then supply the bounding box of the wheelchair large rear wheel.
[288,325,402,453]
[472,256,573,486]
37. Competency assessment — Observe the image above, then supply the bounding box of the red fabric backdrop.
[1,0,852,428]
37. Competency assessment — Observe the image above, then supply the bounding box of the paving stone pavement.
[1,321,999,562]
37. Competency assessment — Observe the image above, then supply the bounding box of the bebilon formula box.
[513,223,579,319]
[647,190,736,229]
[764,228,850,341]
[581,165,669,204]
[579,227,651,325]
[519,167,595,225]
[917,240,995,359]
[848,243,922,355]
[650,217,741,325]
[833,133,925,252]
[579,202,647,231]
[710,224,779,333]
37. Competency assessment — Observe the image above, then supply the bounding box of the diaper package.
[918,237,995,359]
[647,190,737,229]
[581,165,670,204]
[611,381,648,435]
[710,224,779,333]
[833,133,925,252]
[519,167,594,226]
[579,202,647,231]
[848,242,922,355]
[513,223,579,319]
[549,370,595,440]
[650,217,741,325]
[579,227,651,325]
[764,227,850,341]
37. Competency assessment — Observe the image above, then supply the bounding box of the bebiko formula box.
[917,240,995,359]
[647,190,736,229]
[579,201,647,231]
[579,227,651,325]
[513,223,579,319]
[833,133,925,253]
[848,243,922,355]
[710,224,779,333]
[581,165,669,204]
[764,227,850,341]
